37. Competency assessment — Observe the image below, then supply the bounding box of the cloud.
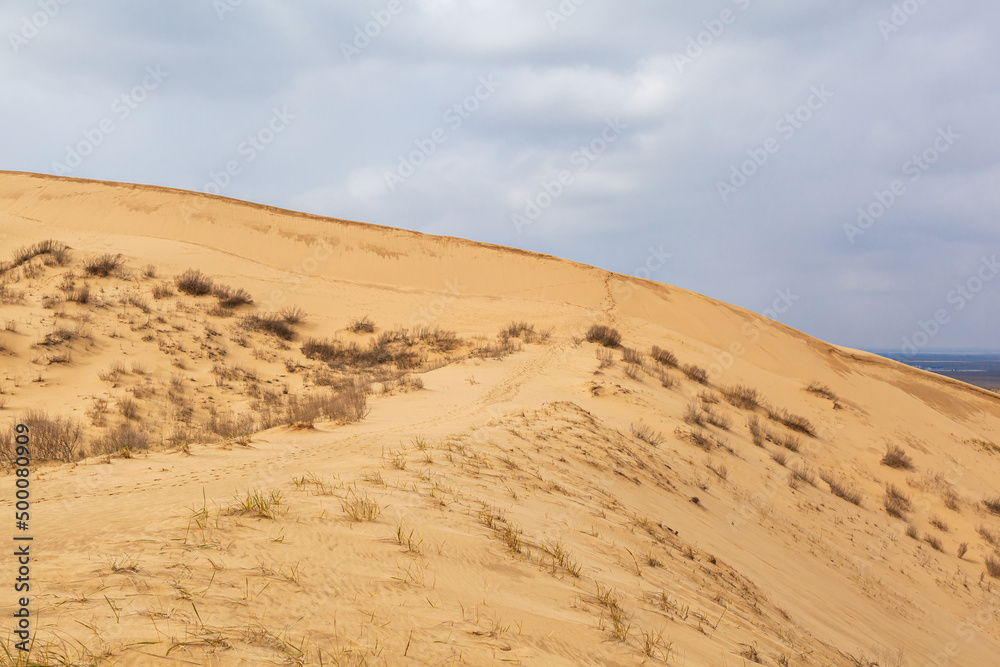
[2,0,999,351]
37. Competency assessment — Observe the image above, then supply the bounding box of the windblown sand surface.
[0,170,998,666]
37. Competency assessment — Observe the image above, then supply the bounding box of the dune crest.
[1,171,998,666]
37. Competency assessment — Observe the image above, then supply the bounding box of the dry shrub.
[279,306,305,324]
[884,484,911,518]
[767,407,815,437]
[985,555,1000,579]
[84,253,123,277]
[621,347,643,365]
[1,240,71,274]
[284,385,369,424]
[983,497,1000,516]
[881,444,914,470]
[722,384,761,410]
[650,345,678,368]
[241,313,296,340]
[214,285,254,308]
[0,410,85,463]
[747,416,765,447]
[978,525,999,546]
[67,284,90,304]
[152,283,174,299]
[118,397,140,421]
[682,364,708,384]
[631,421,663,446]
[820,470,862,506]
[923,534,944,552]
[101,423,151,454]
[806,382,838,401]
[684,402,706,427]
[349,315,376,333]
[586,324,622,348]
[175,269,215,295]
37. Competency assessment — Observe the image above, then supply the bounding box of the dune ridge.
[0,171,998,666]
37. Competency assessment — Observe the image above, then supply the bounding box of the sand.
[0,170,998,666]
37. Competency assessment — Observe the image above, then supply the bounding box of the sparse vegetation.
[767,407,815,437]
[586,324,622,348]
[923,534,944,551]
[241,312,297,340]
[986,555,1000,579]
[175,269,215,295]
[805,382,838,401]
[0,240,71,275]
[983,497,1000,516]
[279,306,305,324]
[214,285,254,308]
[884,484,911,518]
[820,471,862,506]
[0,410,84,463]
[722,384,761,410]
[631,421,663,446]
[230,488,284,519]
[83,253,123,277]
[682,364,708,384]
[881,444,914,470]
[349,315,376,333]
[650,345,678,367]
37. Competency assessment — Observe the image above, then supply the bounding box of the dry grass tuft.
[767,407,815,437]
[348,315,376,334]
[820,471,862,506]
[650,345,678,367]
[175,269,215,295]
[985,555,1000,579]
[881,444,914,470]
[983,497,1000,516]
[884,484,911,519]
[631,421,663,446]
[586,324,622,348]
[805,382,838,401]
[84,253,123,277]
[682,364,708,384]
[341,490,382,522]
[722,384,761,410]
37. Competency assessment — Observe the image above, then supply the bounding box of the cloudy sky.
[2,1,998,353]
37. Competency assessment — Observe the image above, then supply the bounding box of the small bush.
[789,464,816,487]
[881,444,914,470]
[118,397,140,421]
[1,240,71,274]
[684,402,706,427]
[101,423,151,454]
[978,525,999,546]
[923,534,944,552]
[175,269,215,295]
[621,347,643,365]
[279,306,305,324]
[348,316,376,334]
[214,285,254,308]
[767,407,815,437]
[84,253,123,277]
[501,321,534,339]
[905,523,919,539]
[67,284,90,304]
[631,421,663,446]
[957,542,968,559]
[747,416,765,447]
[241,313,296,340]
[650,345,678,368]
[682,364,708,385]
[722,385,761,410]
[983,497,1000,516]
[806,382,838,401]
[884,484,911,518]
[152,283,174,299]
[986,555,1000,579]
[1,410,85,463]
[820,471,862,506]
[586,324,622,348]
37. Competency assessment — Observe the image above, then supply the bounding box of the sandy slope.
[0,170,999,666]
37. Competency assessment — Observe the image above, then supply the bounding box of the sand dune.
[1,170,999,666]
